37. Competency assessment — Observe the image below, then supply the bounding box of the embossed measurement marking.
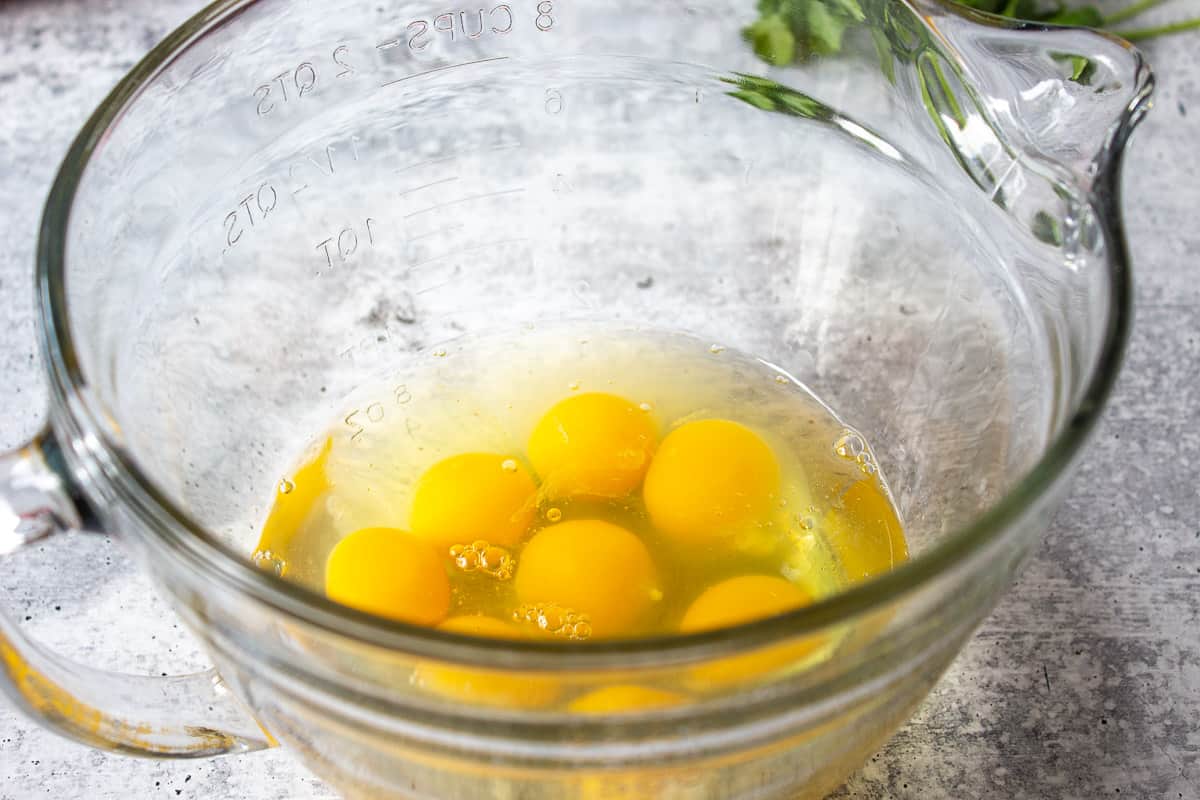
[408,223,466,242]
[376,1,557,55]
[402,187,525,219]
[220,139,357,254]
[415,271,464,295]
[343,383,416,442]
[410,237,529,269]
[380,56,510,88]
[254,44,357,117]
[395,154,460,174]
[315,218,380,270]
[398,176,459,197]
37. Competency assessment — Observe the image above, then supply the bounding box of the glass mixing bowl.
[0,0,1151,796]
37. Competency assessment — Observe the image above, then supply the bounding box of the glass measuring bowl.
[0,0,1150,796]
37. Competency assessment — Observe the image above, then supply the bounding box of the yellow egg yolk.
[413,615,561,708]
[527,392,657,499]
[643,419,780,544]
[680,574,811,632]
[514,520,661,638]
[437,614,525,639]
[409,452,537,551]
[680,574,818,688]
[325,527,450,626]
[568,685,687,713]
[823,479,909,584]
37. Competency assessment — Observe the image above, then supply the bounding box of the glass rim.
[34,0,1152,670]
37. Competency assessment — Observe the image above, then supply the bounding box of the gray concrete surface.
[1,1,1197,798]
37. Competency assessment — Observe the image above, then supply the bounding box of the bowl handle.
[0,428,273,758]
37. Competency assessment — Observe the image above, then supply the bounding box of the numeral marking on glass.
[332,45,355,77]
[385,5,515,53]
[219,138,357,256]
[535,0,554,31]
[289,142,358,200]
[343,384,417,442]
[316,218,380,270]
[378,0,559,55]
[343,410,365,442]
[223,182,278,251]
[254,45,357,117]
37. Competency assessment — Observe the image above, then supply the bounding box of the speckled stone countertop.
[1,1,1197,798]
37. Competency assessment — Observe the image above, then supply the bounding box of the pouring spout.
[889,0,1154,193]
[842,0,1152,422]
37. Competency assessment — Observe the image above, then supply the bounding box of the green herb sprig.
[744,0,1200,66]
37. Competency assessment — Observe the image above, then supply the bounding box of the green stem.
[929,57,967,128]
[1116,16,1200,39]
[1103,0,1168,26]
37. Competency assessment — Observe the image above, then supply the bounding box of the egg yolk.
[514,520,661,638]
[527,392,657,499]
[409,452,537,551]
[413,615,561,708]
[680,575,818,688]
[680,574,810,632]
[325,527,450,626]
[823,479,909,584]
[568,685,686,714]
[643,419,780,543]
[438,614,526,640]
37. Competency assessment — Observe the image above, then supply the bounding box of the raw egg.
[409,452,537,550]
[680,574,818,688]
[325,526,450,626]
[413,615,561,708]
[514,520,661,638]
[644,419,780,544]
[568,685,686,713]
[528,392,657,499]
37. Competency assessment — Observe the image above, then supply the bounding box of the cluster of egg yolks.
[680,575,817,688]
[528,392,658,499]
[823,479,908,584]
[409,452,537,550]
[324,527,450,625]
[322,393,796,646]
[644,419,781,544]
[413,616,561,708]
[515,520,660,638]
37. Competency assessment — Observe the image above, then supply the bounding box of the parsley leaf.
[1043,6,1105,27]
[743,13,796,66]
[744,0,1198,69]
[746,0,866,64]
